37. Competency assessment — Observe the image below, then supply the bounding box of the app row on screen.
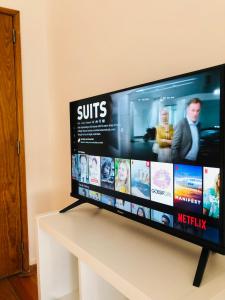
[72,155,220,219]
[78,186,219,245]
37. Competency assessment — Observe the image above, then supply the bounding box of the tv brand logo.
[77,101,107,120]
[177,213,206,230]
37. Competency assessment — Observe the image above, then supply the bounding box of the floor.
[0,265,38,300]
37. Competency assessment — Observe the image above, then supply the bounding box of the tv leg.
[59,199,86,213]
[193,247,210,287]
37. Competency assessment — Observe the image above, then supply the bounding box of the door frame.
[0,7,29,272]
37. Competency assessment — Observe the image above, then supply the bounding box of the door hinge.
[17,140,20,155]
[12,29,16,44]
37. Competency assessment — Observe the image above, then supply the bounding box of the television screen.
[70,64,225,254]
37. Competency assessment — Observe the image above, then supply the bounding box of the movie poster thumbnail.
[72,154,79,180]
[78,154,89,183]
[203,167,220,219]
[101,157,115,190]
[151,209,173,228]
[101,194,116,207]
[115,158,130,194]
[151,162,173,206]
[78,186,89,198]
[174,164,202,214]
[115,199,132,212]
[131,203,150,219]
[131,160,150,200]
[89,155,101,186]
[89,190,101,201]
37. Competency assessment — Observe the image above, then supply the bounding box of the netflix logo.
[177,213,207,230]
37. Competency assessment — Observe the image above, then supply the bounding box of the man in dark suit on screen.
[171,98,202,163]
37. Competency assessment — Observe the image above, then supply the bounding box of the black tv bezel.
[70,63,225,255]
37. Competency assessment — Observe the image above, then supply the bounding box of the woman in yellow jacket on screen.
[156,109,174,163]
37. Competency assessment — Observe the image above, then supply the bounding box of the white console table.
[37,204,225,300]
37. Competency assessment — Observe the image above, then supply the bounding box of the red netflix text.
[177,213,206,230]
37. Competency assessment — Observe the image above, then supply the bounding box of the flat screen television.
[63,64,225,286]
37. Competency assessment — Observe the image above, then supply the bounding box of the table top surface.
[37,204,225,300]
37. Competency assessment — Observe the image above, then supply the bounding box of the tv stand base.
[59,199,102,213]
[193,247,211,287]
[59,199,87,213]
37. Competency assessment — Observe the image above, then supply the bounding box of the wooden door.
[0,8,29,278]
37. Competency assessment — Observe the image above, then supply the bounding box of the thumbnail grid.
[78,185,219,245]
[72,154,220,219]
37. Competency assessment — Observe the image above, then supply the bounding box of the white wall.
[46,0,225,94]
[0,0,225,264]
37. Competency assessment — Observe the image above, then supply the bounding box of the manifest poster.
[174,164,202,213]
